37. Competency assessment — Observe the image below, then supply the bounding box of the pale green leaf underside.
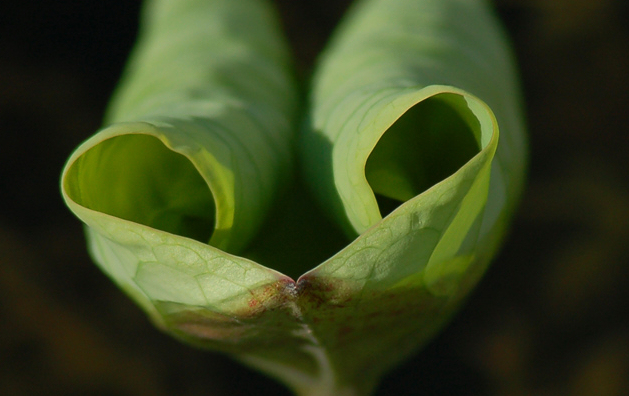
[63,0,299,254]
[60,0,527,395]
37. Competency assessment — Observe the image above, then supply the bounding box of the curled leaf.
[61,0,527,395]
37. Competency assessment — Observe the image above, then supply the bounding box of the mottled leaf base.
[159,273,472,396]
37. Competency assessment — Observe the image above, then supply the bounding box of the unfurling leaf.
[61,0,527,395]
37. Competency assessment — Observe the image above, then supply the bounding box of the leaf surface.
[61,0,527,395]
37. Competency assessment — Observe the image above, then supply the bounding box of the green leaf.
[60,0,527,395]
[63,0,298,253]
[294,0,527,389]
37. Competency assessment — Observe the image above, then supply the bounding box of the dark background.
[1,1,628,395]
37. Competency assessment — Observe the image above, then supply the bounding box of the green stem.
[238,306,377,396]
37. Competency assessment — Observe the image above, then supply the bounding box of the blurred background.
[1,0,628,395]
